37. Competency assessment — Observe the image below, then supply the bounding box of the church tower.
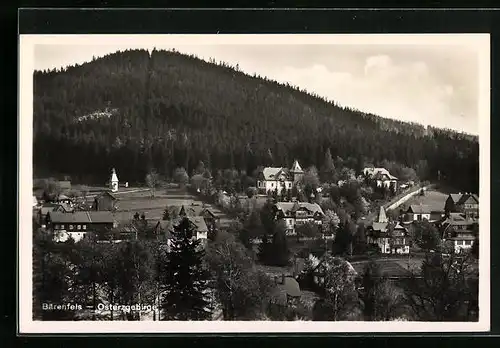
[377,206,388,223]
[110,168,119,193]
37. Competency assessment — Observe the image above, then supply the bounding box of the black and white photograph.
[18,34,490,333]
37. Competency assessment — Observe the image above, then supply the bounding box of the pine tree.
[161,218,212,320]
[321,148,336,183]
[270,220,290,267]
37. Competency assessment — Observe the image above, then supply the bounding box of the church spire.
[377,206,388,223]
[290,159,304,173]
[110,168,119,192]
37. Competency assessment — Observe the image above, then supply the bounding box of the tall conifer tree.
[161,218,212,320]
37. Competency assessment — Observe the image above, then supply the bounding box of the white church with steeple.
[110,168,119,193]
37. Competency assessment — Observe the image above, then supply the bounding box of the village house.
[199,207,220,234]
[45,211,117,243]
[440,212,478,254]
[274,201,324,236]
[157,205,210,247]
[311,256,358,289]
[403,204,445,224]
[93,191,118,211]
[257,160,304,195]
[164,204,218,231]
[363,167,398,191]
[445,193,479,219]
[270,274,302,306]
[153,216,209,249]
[116,222,140,241]
[367,207,410,254]
[37,202,74,227]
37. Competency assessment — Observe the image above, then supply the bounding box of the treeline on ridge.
[33,48,479,193]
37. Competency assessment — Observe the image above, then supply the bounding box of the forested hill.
[33,49,479,192]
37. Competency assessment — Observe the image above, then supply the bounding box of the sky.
[32,35,484,135]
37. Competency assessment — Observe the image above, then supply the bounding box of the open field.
[350,255,424,276]
[400,189,449,212]
[85,186,235,226]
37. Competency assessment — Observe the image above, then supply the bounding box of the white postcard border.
[18,34,491,334]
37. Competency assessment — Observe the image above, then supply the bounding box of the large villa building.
[367,206,410,255]
[274,201,324,236]
[257,160,304,195]
[363,167,398,191]
[444,193,479,220]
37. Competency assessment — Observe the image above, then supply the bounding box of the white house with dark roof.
[274,201,324,235]
[440,212,478,253]
[46,211,117,242]
[257,160,304,195]
[403,204,445,224]
[363,167,398,190]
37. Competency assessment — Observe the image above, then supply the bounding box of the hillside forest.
[33,49,479,193]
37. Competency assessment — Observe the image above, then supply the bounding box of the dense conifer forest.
[33,48,479,192]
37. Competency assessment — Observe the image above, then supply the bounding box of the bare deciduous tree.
[145,169,160,197]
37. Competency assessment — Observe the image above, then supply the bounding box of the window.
[288,183,292,188]
[82,225,86,230]
[271,183,274,188]
[69,225,74,230]
[77,225,81,230]
[417,215,422,221]
[465,240,472,246]
[61,224,65,230]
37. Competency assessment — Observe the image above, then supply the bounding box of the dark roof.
[55,203,74,213]
[48,211,115,224]
[275,202,324,215]
[458,193,479,205]
[278,277,301,297]
[449,193,479,205]
[167,204,202,217]
[39,203,74,215]
[118,223,139,233]
[408,204,431,214]
[155,216,209,235]
[442,213,476,226]
[370,221,407,236]
[154,221,174,239]
[189,216,209,232]
[95,191,117,200]
[200,208,216,218]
